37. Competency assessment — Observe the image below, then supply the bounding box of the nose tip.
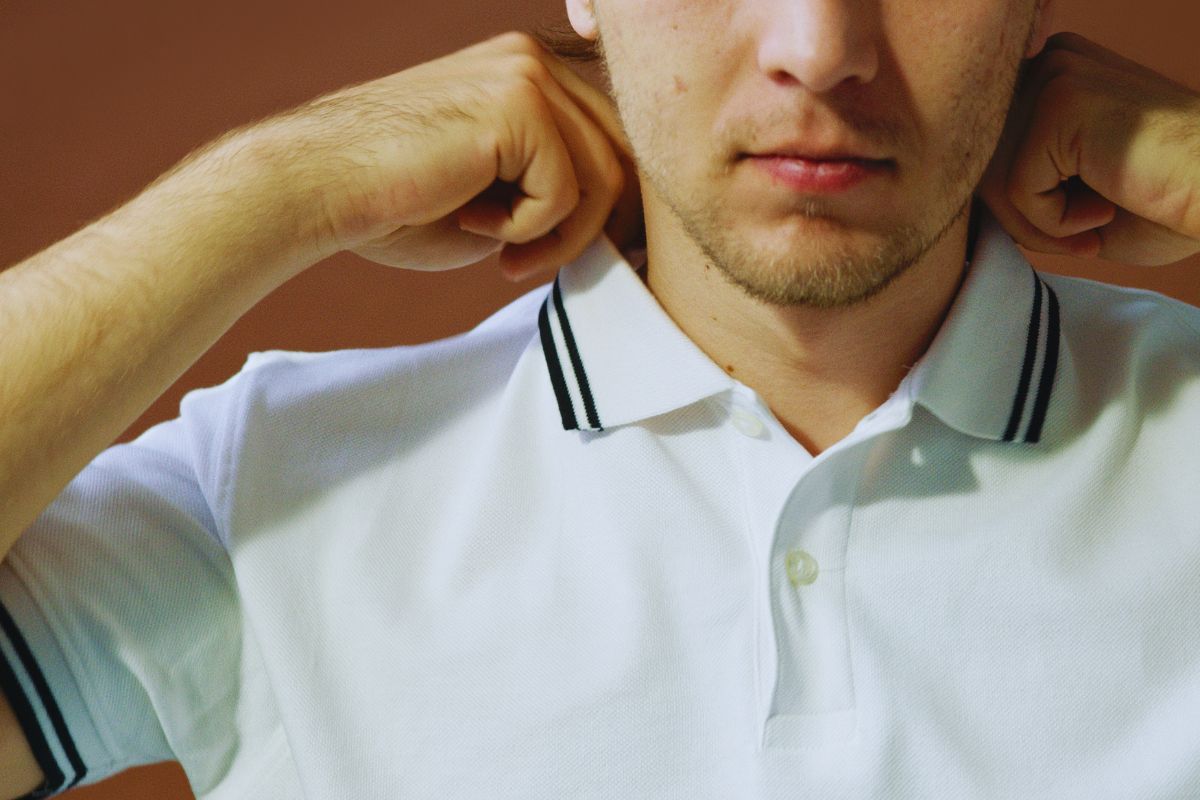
[756,5,880,92]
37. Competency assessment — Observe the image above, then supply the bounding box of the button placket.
[763,448,862,749]
[721,387,821,747]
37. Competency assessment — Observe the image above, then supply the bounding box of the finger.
[534,56,646,254]
[485,32,634,162]
[1005,78,1094,238]
[455,180,524,237]
[978,167,1108,258]
[499,188,608,279]
[532,46,635,163]
[984,190,1105,257]
[1059,177,1118,234]
[456,70,621,279]
[458,85,580,245]
[498,62,626,278]
[476,35,642,274]
[455,34,637,277]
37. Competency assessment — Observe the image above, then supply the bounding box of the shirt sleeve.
[0,357,281,798]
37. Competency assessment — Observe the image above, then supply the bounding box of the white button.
[786,549,819,587]
[731,407,765,438]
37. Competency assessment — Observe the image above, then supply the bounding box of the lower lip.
[747,156,890,193]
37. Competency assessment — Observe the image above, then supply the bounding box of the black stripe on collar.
[1025,278,1061,443]
[539,278,603,432]
[1003,271,1061,444]
[538,298,577,431]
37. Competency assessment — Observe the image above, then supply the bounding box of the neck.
[642,200,975,456]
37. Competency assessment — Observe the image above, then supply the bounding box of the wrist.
[125,124,339,284]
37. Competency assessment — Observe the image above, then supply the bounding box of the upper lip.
[744,144,888,162]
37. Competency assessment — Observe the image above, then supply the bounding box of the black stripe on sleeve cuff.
[0,599,87,796]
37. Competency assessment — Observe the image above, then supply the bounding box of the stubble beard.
[661,176,972,310]
[601,17,1033,310]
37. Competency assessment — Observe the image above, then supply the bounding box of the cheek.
[604,36,723,150]
[600,0,739,104]
[889,6,1018,141]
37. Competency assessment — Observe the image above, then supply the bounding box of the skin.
[565,0,1056,454]
[4,8,1200,793]
[980,32,1200,264]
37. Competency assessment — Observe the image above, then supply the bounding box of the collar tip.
[558,420,604,433]
[998,430,1045,445]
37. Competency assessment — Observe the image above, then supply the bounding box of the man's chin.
[738,216,893,261]
[690,217,934,309]
[712,262,907,310]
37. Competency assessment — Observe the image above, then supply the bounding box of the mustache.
[717,102,909,158]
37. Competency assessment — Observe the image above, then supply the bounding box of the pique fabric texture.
[3,207,1200,799]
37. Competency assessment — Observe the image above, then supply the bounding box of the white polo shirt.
[3,206,1200,800]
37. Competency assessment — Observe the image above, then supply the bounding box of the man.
[2,0,1199,797]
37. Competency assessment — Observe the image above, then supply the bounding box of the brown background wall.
[1,0,1197,797]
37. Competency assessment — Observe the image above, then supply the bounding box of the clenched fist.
[980,32,1200,266]
[252,32,640,280]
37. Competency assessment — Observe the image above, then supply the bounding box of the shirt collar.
[538,203,1061,444]
[907,206,1062,444]
[537,235,734,432]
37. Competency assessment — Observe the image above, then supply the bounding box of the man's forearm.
[0,127,329,557]
[0,31,636,559]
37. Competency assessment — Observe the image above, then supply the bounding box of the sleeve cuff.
[0,565,110,796]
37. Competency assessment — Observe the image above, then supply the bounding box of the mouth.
[739,152,894,194]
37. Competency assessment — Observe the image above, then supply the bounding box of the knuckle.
[556,174,582,212]
[509,229,542,246]
[513,197,577,246]
[533,189,579,235]
[519,216,564,245]
[494,30,542,56]
[498,73,544,108]
[543,222,586,261]
[602,157,625,198]
[511,52,552,84]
